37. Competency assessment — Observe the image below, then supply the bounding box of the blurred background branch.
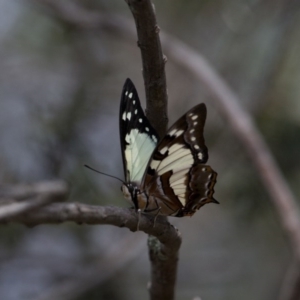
[34,234,147,300]
[0,181,68,220]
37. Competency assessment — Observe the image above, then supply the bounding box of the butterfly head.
[121,183,140,210]
[121,183,148,212]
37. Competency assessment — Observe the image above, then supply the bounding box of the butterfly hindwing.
[142,104,217,216]
[120,79,159,183]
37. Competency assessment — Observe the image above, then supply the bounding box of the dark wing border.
[119,78,159,181]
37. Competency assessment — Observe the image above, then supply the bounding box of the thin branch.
[126,0,168,138]
[2,203,181,246]
[31,0,168,137]
[4,202,181,297]
[125,1,177,300]
[0,181,68,220]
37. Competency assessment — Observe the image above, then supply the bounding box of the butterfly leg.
[150,198,161,228]
[152,206,161,228]
[136,209,142,231]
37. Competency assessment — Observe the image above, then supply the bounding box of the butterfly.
[120,78,218,218]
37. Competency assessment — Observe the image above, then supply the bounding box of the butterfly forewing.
[120,79,159,183]
[142,104,217,216]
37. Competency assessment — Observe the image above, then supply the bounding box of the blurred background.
[0,0,300,299]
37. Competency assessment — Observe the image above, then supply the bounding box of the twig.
[126,0,168,138]
[125,1,177,300]
[0,181,68,220]
[2,203,180,242]
[4,203,181,297]
[31,0,169,136]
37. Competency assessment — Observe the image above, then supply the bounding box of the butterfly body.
[120,79,218,217]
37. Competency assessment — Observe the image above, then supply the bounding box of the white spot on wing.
[159,146,168,155]
[193,121,198,126]
[194,145,200,149]
[175,130,184,137]
[122,112,126,121]
[135,109,138,114]
[139,118,143,123]
[198,153,203,160]
[152,135,157,143]
[125,91,128,96]
[191,137,196,141]
[169,129,177,136]
[128,92,133,98]
[191,115,198,120]
[168,129,184,137]
[190,129,195,133]
[133,100,136,104]
[145,127,149,131]
[127,112,132,120]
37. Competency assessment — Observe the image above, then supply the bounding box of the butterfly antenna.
[84,165,125,184]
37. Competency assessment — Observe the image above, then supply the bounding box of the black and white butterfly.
[120,78,218,217]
